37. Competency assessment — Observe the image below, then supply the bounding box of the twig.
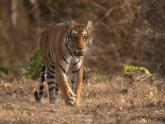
[95,7,117,28]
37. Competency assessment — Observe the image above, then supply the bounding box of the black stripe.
[50,64,55,69]
[55,82,58,86]
[34,91,40,101]
[55,88,59,91]
[48,57,54,66]
[47,67,55,74]
[47,74,55,79]
[65,43,73,57]
[71,80,75,84]
[72,65,82,73]
[48,69,55,75]
[47,53,54,65]
[73,58,80,65]
[39,91,43,96]
[47,65,55,74]
[40,64,45,72]
[40,64,45,82]
[47,59,55,74]
[49,87,55,91]
[72,70,79,73]
[50,48,56,60]
[55,83,59,91]
[56,59,66,74]
[47,72,56,78]
[47,60,54,68]
[48,52,54,62]
[40,75,45,82]
[60,51,69,64]
[47,58,55,67]
[48,81,55,85]
[49,51,55,60]
[40,85,44,90]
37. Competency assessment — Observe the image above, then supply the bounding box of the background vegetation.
[0,0,165,77]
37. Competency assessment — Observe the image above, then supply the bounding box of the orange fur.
[75,56,84,106]
[39,20,93,106]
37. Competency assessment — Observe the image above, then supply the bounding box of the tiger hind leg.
[34,64,46,102]
[47,65,59,104]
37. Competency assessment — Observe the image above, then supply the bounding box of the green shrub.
[123,64,151,75]
[21,49,41,79]
[0,66,10,74]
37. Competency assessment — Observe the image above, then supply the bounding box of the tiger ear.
[67,20,76,29]
[64,20,76,29]
[69,20,77,28]
[86,21,93,32]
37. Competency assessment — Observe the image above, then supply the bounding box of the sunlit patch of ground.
[0,74,165,124]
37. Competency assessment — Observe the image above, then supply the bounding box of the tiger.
[34,20,93,106]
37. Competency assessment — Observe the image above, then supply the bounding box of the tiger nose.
[78,48,84,52]
[76,48,84,54]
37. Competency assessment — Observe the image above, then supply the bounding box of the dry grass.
[0,74,165,124]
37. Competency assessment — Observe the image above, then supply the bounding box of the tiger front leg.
[73,66,83,106]
[56,65,76,106]
[70,57,84,106]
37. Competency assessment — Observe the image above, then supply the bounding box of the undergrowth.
[123,64,151,75]
[0,66,10,75]
[21,49,41,79]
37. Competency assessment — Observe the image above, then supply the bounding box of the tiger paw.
[69,89,76,98]
[49,97,57,104]
[50,104,57,112]
[65,96,76,106]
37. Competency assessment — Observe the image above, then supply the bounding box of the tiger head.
[66,20,93,56]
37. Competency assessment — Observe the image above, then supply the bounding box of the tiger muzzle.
[74,49,85,56]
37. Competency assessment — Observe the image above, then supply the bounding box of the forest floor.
[0,74,165,124]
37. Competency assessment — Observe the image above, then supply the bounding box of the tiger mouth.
[74,51,84,56]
